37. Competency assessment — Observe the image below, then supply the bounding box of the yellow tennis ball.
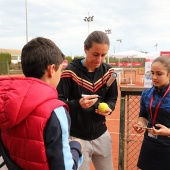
[98,102,109,112]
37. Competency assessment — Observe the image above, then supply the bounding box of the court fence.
[119,86,148,170]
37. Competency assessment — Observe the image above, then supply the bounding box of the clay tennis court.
[0,70,144,170]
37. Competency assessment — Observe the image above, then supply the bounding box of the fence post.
[118,91,125,170]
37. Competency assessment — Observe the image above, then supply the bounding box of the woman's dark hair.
[84,31,110,50]
[152,55,170,73]
[21,37,65,78]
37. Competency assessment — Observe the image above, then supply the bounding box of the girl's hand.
[133,121,145,134]
[148,124,170,137]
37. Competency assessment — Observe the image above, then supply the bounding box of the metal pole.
[84,12,94,36]
[25,0,28,43]
[130,57,133,84]
[105,29,112,64]
[88,12,89,35]
[88,21,89,35]
[116,39,122,67]
[118,91,125,170]
[127,55,135,85]
[154,44,158,51]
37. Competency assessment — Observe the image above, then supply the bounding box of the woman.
[57,31,118,170]
[133,55,170,170]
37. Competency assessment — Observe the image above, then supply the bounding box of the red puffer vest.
[0,77,68,170]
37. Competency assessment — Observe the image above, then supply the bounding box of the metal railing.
[119,86,148,170]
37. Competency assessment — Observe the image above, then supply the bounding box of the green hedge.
[0,53,11,75]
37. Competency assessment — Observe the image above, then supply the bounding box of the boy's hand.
[69,137,83,152]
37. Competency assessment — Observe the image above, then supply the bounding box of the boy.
[0,37,82,170]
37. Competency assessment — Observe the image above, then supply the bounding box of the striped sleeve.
[44,106,82,170]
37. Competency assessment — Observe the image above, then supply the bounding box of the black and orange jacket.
[57,58,118,140]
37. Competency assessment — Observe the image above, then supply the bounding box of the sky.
[0,0,170,56]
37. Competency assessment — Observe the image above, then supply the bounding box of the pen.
[81,94,102,98]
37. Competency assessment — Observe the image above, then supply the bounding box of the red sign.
[62,60,68,69]
[110,62,142,66]
[160,51,170,56]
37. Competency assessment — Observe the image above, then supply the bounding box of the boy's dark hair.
[21,37,65,78]
[84,31,110,50]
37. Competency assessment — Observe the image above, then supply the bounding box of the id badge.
[148,132,157,139]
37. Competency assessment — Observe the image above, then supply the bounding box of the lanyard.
[149,85,170,126]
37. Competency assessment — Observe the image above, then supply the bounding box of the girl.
[133,55,170,170]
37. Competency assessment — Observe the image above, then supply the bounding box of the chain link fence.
[119,86,148,170]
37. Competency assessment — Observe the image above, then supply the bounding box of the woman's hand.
[95,107,112,116]
[79,94,98,109]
